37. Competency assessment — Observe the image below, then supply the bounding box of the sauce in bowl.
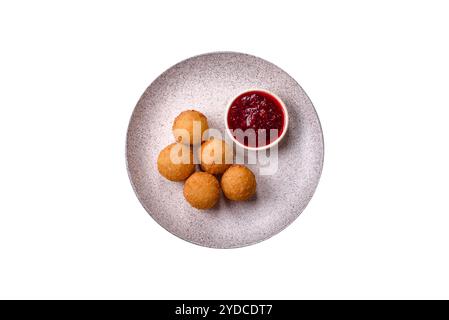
[227,90,286,148]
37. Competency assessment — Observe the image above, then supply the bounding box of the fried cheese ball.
[172,110,208,145]
[221,165,256,201]
[157,143,195,181]
[183,172,220,209]
[200,139,234,175]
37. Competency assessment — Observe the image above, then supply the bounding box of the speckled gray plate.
[126,52,324,248]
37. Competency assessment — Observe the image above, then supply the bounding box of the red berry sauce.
[227,90,285,147]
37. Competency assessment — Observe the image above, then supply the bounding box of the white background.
[1,1,448,299]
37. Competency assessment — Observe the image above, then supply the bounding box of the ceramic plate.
[126,52,324,248]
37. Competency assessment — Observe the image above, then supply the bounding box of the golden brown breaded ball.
[157,143,195,181]
[172,110,208,145]
[221,165,256,201]
[200,139,234,175]
[183,172,220,209]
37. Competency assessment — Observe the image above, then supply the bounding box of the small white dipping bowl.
[224,88,289,151]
